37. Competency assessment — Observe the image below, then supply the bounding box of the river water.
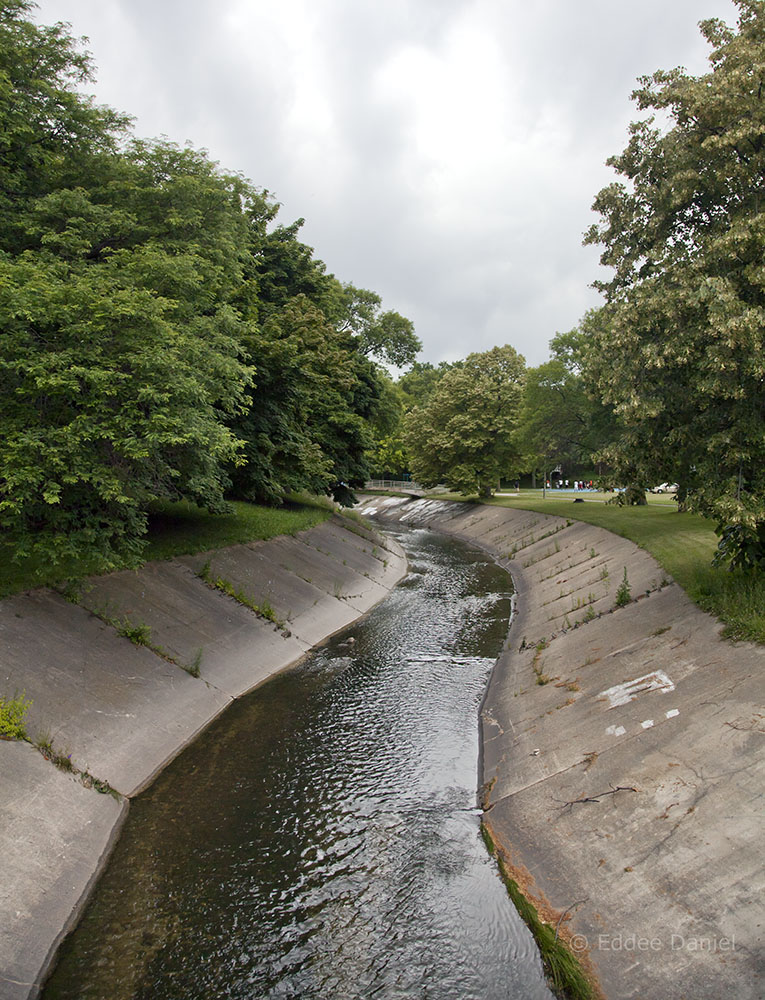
[43,526,553,1000]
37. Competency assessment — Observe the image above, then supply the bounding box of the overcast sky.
[34,0,738,368]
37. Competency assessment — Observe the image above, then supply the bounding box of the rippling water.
[44,527,553,1000]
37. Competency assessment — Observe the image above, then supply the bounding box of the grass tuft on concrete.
[0,692,32,740]
[481,822,596,1000]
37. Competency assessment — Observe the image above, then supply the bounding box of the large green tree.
[366,361,454,480]
[0,0,130,251]
[583,0,765,563]
[230,293,389,506]
[0,140,259,567]
[0,6,257,566]
[0,0,418,570]
[230,214,416,506]
[333,283,421,368]
[404,345,525,495]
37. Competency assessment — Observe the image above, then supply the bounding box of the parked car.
[651,483,678,494]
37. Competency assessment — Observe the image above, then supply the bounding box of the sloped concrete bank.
[0,514,407,1000]
[356,495,764,1000]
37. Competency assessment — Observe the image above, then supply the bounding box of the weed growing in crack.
[615,567,632,608]
[114,617,152,646]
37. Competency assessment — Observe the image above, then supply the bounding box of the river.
[43,526,553,1000]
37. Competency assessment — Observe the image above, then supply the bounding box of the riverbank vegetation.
[480,821,598,1000]
[0,495,332,600]
[0,0,417,579]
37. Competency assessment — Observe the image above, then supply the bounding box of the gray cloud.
[36,0,738,365]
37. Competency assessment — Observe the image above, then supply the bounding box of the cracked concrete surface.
[358,495,764,1000]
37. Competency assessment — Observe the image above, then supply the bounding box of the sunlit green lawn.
[0,495,333,600]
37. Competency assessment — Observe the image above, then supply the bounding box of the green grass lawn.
[386,489,765,645]
[0,495,333,601]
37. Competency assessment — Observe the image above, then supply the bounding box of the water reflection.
[44,527,552,1000]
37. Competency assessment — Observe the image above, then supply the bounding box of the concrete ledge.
[357,495,764,1000]
[0,742,127,1000]
[0,513,407,1000]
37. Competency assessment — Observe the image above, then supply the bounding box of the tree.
[397,360,455,409]
[0,0,130,252]
[0,148,257,568]
[583,1,765,564]
[404,345,525,496]
[229,294,386,506]
[0,6,256,567]
[0,0,419,570]
[333,283,421,368]
[517,317,620,483]
[230,214,416,506]
[365,362,455,480]
[250,217,334,319]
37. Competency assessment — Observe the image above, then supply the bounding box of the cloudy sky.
[35,0,738,367]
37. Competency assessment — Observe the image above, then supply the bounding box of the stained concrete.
[0,513,406,1000]
[357,495,764,1000]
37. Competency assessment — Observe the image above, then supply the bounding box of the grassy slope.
[0,496,333,601]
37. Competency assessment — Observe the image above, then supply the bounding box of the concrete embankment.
[356,495,763,1000]
[0,513,407,1000]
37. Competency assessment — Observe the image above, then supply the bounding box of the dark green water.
[43,527,553,1000]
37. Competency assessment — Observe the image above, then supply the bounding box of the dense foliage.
[0,1,418,569]
[403,345,526,495]
[515,320,618,484]
[582,0,765,565]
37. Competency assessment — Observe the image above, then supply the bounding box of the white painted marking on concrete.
[641,719,654,729]
[599,670,675,709]
[666,709,680,719]
[606,724,627,737]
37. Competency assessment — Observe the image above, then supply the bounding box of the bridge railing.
[364,480,423,492]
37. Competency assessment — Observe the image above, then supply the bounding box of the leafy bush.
[0,693,32,740]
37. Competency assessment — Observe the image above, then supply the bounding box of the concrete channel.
[0,513,407,1000]
[356,495,764,1000]
[2,495,762,1000]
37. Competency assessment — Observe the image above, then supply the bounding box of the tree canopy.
[403,345,525,496]
[516,321,617,479]
[0,1,417,569]
[582,0,765,564]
